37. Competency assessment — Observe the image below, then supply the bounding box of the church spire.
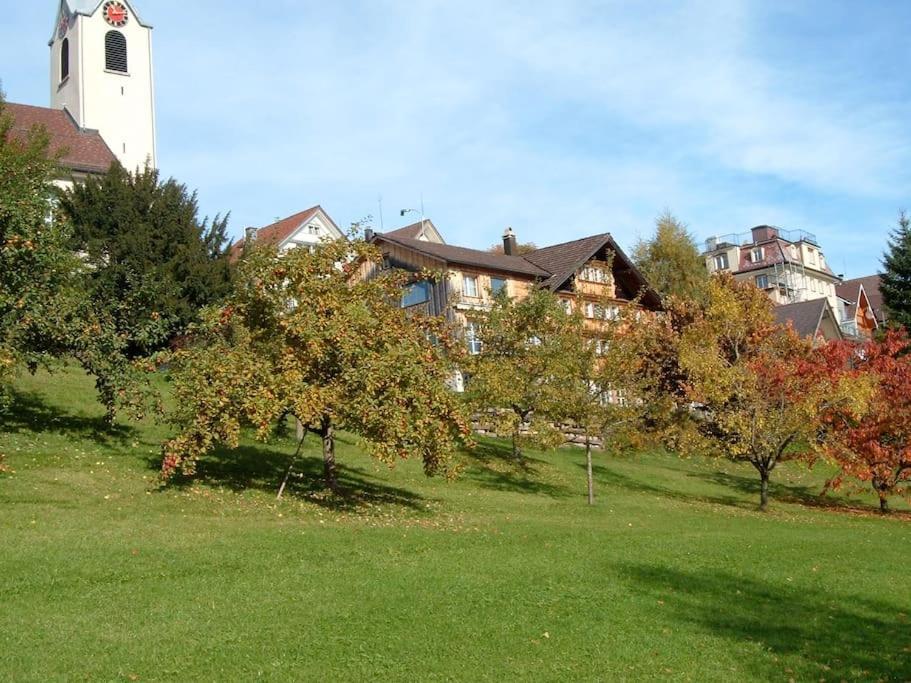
[50,0,157,171]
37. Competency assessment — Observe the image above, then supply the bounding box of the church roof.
[60,1,152,29]
[3,102,117,175]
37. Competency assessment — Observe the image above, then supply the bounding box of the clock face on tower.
[102,1,129,27]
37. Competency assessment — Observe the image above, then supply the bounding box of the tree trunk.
[879,495,890,514]
[320,417,337,491]
[759,469,770,512]
[512,429,522,462]
[586,442,595,506]
[296,418,305,442]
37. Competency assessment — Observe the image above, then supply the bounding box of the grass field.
[1,366,910,682]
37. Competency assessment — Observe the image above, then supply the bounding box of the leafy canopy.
[673,275,867,510]
[632,211,708,303]
[58,164,233,356]
[0,96,79,418]
[818,330,911,512]
[554,295,660,504]
[162,236,471,487]
[465,288,580,458]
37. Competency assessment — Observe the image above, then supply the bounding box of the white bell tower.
[49,0,157,172]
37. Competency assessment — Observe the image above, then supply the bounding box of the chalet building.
[229,205,345,260]
[368,222,661,389]
[703,225,842,312]
[774,299,844,346]
[835,275,885,339]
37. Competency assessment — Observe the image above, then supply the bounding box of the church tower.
[49,1,157,171]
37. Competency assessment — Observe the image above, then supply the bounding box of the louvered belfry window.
[61,38,70,81]
[105,30,128,73]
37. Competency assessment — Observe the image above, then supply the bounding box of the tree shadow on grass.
[594,460,893,516]
[618,562,911,681]
[1,388,138,445]
[460,438,572,498]
[692,470,896,516]
[593,464,748,509]
[184,441,431,514]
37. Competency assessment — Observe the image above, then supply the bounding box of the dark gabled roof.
[836,274,886,323]
[775,299,831,339]
[384,219,445,244]
[385,223,424,240]
[376,233,551,277]
[524,234,612,290]
[524,233,662,308]
[4,102,116,174]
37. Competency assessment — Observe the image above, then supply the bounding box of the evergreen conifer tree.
[881,211,911,330]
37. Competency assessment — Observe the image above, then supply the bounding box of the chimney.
[245,226,258,244]
[503,227,518,256]
[364,228,375,242]
[751,225,779,243]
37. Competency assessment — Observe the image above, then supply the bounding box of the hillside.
[1,366,909,681]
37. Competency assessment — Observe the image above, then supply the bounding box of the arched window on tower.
[105,31,128,73]
[60,38,70,81]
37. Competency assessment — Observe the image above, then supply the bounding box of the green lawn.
[1,367,909,682]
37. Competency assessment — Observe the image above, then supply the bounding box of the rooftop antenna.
[377,195,385,232]
[400,196,426,237]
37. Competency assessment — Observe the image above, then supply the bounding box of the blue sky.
[3,1,910,277]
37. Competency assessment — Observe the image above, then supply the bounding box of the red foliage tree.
[819,330,911,513]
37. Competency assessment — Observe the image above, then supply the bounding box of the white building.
[49,0,156,172]
[702,225,842,313]
[230,206,346,260]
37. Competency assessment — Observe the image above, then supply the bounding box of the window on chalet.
[755,275,770,289]
[105,31,128,73]
[465,322,482,355]
[402,281,431,308]
[584,303,620,320]
[559,298,572,314]
[580,266,610,283]
[490,276,507,295]
[308,225,320,235]
[594,339,611,356]
[713,253,729,271]
[750,247,765,263]
[463,275,479,298]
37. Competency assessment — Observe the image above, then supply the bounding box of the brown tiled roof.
[230,205,341,259]
[736,238,838,278]
[377,233,550,277]
[4,102,116,174]
[775,299,830,339]
[836,275,886,323]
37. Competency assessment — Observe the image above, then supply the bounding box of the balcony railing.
[704,227,819,252]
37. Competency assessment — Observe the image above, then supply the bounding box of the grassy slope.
[1,367,909,682]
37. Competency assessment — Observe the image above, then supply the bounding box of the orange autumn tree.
[675,275,867,510]
[818,330,911,513]
[161,236,471,490]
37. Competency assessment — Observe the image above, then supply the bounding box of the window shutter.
[105,31,128,73]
